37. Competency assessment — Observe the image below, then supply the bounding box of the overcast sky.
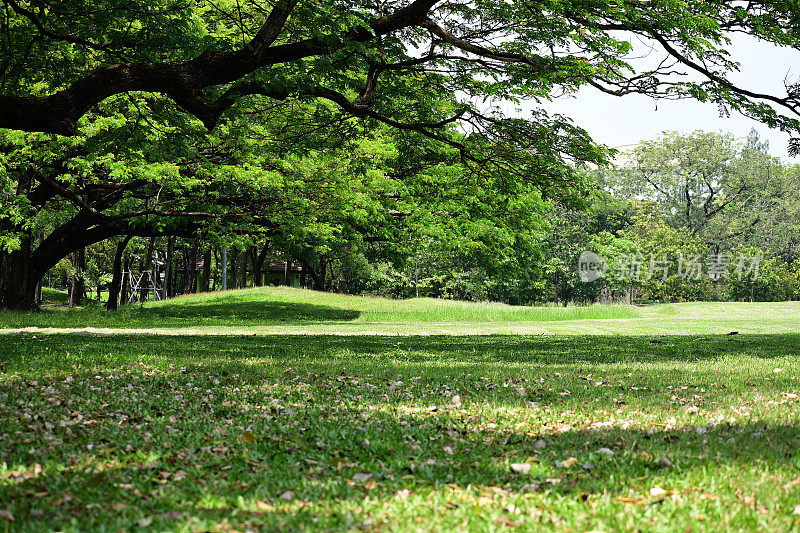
[527,35,800,159]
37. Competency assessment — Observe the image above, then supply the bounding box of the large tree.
[1,0,799,138]
[3,0,800,309]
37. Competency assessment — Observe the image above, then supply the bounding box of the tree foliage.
[3,0,800,308]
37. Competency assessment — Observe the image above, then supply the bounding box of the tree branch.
[0,0,442,135]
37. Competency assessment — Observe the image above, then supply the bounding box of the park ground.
[1,288,799,531]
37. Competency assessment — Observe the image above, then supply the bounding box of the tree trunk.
[230,248,239,289]
[317,258,327,291]
[189,241,199,293]
[106,236,133,310]
[300,259,321,290]
[253,242,270,287]
[240,249,249,288]
[140,237,156,301]
[68,248,86,307]
[0,234,39,310]
[120,257,131,304]
[165,237,175,298]
[201,247,212,292]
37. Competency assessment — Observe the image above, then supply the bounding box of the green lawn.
[3,286,800,336]
[1,290,800,531]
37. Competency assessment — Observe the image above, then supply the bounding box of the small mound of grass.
[40,287,68,304]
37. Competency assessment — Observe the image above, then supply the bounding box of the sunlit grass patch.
[1,332,800,530]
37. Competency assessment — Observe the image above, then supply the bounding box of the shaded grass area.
[2,333,800,531]
[0,287,639,329]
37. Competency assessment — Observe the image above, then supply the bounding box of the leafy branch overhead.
[1,0,800,151]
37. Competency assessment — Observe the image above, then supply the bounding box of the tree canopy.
[3,0,800,309]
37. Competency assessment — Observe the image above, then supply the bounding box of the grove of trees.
[3,0,800,309]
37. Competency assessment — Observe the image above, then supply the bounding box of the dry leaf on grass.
[353,472,372,482]
[256,500,275,511]
[510,463,531,474]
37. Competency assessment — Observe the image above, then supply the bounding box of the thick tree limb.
[0,0,441,135]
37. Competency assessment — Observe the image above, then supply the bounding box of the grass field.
[1,288,800,531]
[3,286,800,336]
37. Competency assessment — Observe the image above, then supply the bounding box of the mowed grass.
[5,286,800,336]
[1,291,800,531]
[0,287,640,331]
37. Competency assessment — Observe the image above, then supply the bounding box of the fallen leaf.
[783,476,800,491]
[510,463,531,474]
[595,447,614,456]
[452,395,462,408]
[353,472,372,482]
[256,500,275,511]
[395,489,411,499]
[242,431,256,443]
[443,445,454,455]
[793,505,800,515]
[560,457,578,468]
[533,439,546,449]
[655,457,672,468]
[0,510,13,521]
[277,490,295,501]
[650,486,668,497]
[494,516,517,527]
[137,518,153,527]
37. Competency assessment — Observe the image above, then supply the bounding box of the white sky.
[530,35,800,159]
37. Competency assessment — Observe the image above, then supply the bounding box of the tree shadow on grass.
[21,332,794,363]
[140,297,361,323]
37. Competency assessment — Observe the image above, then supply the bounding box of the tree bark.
[141,237,156,301]
[230,248,239,289]
[201,247,212,292]
[189,241,199,293]
[68,248,86,307]
[165,237,175,298]
[300,259,322,290]
[120,257,131,304]
[319,259,327,291]
[106,235,133,310]
[0,233,39,310]
[253,242,270,287]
